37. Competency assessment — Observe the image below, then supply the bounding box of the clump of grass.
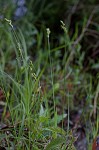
[0,1,98,147]
[0,19,76,150]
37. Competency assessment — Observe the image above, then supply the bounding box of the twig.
[73,8,95,46]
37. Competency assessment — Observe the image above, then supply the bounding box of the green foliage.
[0,0,99,149]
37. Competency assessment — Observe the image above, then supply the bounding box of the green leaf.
[45,137,66,150]
[51,114,67,124]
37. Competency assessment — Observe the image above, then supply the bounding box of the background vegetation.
[0,0,99,149]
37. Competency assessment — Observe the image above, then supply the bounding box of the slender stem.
[67,91,70,131]
[47,28,55,115]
